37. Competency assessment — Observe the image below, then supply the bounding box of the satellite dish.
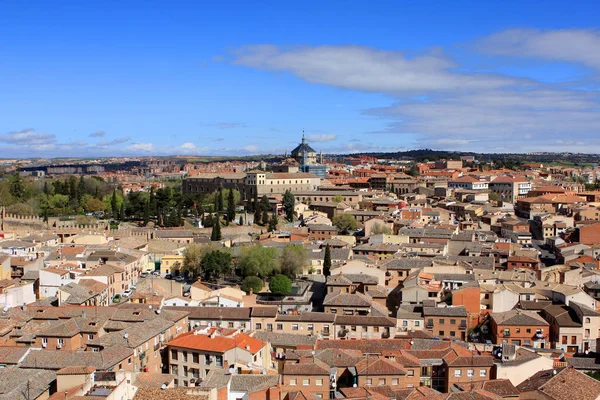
[124,333,129,339]
[161,384,167,390]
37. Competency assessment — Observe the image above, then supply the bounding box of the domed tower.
[291,134,317,165]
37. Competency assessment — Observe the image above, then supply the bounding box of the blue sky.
[1,1,600,157]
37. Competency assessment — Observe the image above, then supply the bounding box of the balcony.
[459,324,467,331]
[426,324,434,329]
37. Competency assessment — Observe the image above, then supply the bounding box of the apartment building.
[167,328,270,385]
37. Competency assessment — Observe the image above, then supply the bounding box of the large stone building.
[291,134,327,179]
[183,171,321,200]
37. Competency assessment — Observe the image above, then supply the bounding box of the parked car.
[123,289,133,297]
[175,276,185,282]
[112,294,122,303]
[165,274,173,280]
[140,272,148,278]
[152,271,160,276]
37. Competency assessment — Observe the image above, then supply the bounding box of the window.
[351,326,357,332]
[562,336,568,345]
[267,323,273,331]
[277,323,283,330]
[290,379,297,386]
[316,379,323,386]
[374,326,379,333]
[455,369,462,377]
[586,317,591,323]
[205,355,211,364]
[403,320,408,327]
[228,322,234,328]
[571,336,577,344]
[303,379,310,386]
[392,378,399,385]
[439,319,445,324]
[42,338,48,346]
[407,369,414,376]
[415,321,420,327]
[193,353,199,363]
[504,329,510,336]
[450,319,456,325]
[439,331,444,337]
[171,365,178,375]
[88,334,94,340]
[255,323,262,330]
[378,378,386,386]
[526,328,531,333]
[171,350,178,360]
[216,355,223,367]
[366,378,372,386]
[450,331,456,337]
[480,369,487,377]
[58,338,64,346]
[183,366,188,377]
[467,369,474,378]
[308,324,314,331]
[292,324,299,331]
[183,352,188,362]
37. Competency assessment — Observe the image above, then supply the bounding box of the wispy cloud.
[89,130,105,137]
[473,28,600,70]
[307,134,337,142]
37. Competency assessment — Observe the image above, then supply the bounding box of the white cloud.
[232,44,523,93]
[127,142,154,152]
[474,28,600,70]
[307,134,337,142]
[0,129,56,145]
[242,145,259,153]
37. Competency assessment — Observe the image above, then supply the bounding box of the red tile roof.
[167,330,265,354]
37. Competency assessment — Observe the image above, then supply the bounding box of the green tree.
[119,201,126,221]
[323,244,332,277]
[332,194,344,203]
[261,209,270,226]
[200,250,232,280]
[182,243,204,280]
[241,276,263,294]
[211,218,222,241]
[280,244,307,277]
[371,222,392,235]
[260,195,270,212]
[254,204,262,226]
[283,190,295,222]
[84,196,105,213]
[143,200,150,225]
[8,173,25,200]
[238,215,244,225]
[226,188,236,223]
[488,191,500,202]
[332,213,358,233]
[238,245,280,278]
[268,213,278,232]
[216,188,224,213]
[269,274,292,295]
[111,190,118,218]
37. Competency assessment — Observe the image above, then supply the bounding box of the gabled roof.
[167,330,265,354]
[491,309,549,327]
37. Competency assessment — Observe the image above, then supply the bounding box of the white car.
[123,289,133,297]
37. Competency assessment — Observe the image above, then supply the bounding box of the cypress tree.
[227,189,236,223]
[261,210,270,226]
[254,205,262,226]
[211,219,222,241]
[111,190,118,218]
[268,213,278,232]
[323,244,332,277]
